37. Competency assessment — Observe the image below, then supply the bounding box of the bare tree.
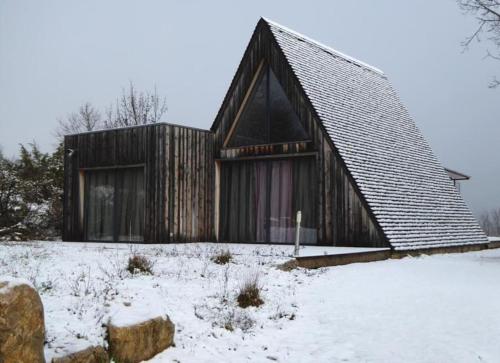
[479,207,500,235]
[458,0,500,87]
[55,83,167,140]
[493,208,500,234]
[480,211,493,234]
[104,82,167,128]
[56,102,101,139]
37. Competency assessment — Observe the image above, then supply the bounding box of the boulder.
[107,315,174,363]
[51,346,109,363]
[0,277,46,363]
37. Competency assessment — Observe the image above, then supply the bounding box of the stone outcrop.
[107,315,175,363]
[51,346,109,363]
[0,277,46,363]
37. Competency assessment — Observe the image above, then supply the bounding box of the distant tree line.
[0,83,166,241]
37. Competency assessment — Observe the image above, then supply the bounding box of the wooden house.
[63,18,487,250]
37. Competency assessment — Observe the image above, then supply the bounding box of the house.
[63,18,488,250]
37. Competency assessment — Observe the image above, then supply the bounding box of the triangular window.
[226,66,309,147]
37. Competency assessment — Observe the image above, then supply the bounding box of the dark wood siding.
[211,22,387,247]
[63,123,214,243]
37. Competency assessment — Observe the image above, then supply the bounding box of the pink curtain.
[269,160,293,242]
[220,158,316,244]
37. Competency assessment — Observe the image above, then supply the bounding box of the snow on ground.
[1,241,500,362]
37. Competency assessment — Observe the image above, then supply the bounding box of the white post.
[294,211,302,257]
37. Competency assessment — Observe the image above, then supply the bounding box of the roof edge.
[64,121,212,137]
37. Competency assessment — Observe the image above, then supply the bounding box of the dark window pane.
[269,160,294,242]
[219,160,257,242]
[84,167,144,242]
[227,70,268,147]
[254,161,268,242]
[85,170,115,241]
[116,168,145,242]
[292,157,318,244]
[227,66,309,147]
[269,70,309,143]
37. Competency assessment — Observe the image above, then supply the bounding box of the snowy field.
[1,241,500,362]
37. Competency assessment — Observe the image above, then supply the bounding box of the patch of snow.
[108,292,168,328]
[488,236,500,242]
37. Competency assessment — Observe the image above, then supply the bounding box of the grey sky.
[1,0,499,216]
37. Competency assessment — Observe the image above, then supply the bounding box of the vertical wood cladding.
[211,21,387,247]
[63,124,214,243]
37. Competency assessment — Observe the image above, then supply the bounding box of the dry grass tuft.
[212,250,233,265]
[127,254,153,275]
[237,276,263,308]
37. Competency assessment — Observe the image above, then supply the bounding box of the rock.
[51,346,109,363]
[0,277,46,363]
[107,315,175,363]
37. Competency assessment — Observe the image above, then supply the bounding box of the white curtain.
[85,168,144,242]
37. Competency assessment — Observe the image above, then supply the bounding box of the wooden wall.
[63,123,214,243]
[211,21,387,247]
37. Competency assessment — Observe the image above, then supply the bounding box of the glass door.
[219,157,317,244]
[85,170,115,241]
[84,167,145,242]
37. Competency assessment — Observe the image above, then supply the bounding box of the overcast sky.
[1,0,499,216]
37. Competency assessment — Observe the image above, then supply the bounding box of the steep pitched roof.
[264,18,487,249]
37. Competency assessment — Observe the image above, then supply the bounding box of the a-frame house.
[211,18,486,249]
[63,18,488,250]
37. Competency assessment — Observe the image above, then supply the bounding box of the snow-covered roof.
[264,18,487,250]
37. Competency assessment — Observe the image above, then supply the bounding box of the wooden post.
[294,210,302,256]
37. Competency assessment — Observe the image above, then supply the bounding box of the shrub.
[127,254,153,275]
[212,250,233,265]
[0,143,64,241]
[222,308,255,332]
[237,276,263,308]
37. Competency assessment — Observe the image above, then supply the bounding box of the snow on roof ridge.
[262,17,385,76]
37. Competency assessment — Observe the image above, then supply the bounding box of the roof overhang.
[444,167,470,181]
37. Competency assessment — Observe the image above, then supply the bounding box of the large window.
[219,157,317,244]
[84,167,145,242]
[227,66,309,147]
